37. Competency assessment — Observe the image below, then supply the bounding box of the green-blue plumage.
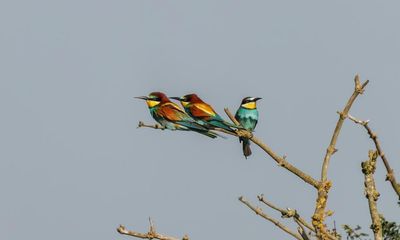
[235,107,258,131]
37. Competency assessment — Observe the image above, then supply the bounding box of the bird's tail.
[224,120,245,129]
[208,120,238,133]
[196,130,226,139]
[240,137,252,158]
[175,121,226,139]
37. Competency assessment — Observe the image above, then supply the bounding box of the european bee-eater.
[135,92,219,138]
[171,94,240,133]
[235,97,262,158]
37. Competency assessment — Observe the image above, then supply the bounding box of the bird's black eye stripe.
[149,96,161,101]
[242,98,252,104]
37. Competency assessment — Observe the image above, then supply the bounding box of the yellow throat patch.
[242,101,256,109]
[146,100,160,108]
[181,101,190,107]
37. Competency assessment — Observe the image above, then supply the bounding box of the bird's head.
[170,93,202,107]
[240,97,262,109]
[135,92,169,108]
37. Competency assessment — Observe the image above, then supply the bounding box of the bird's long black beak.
[254,97,262,101]
[170,97,182,101]
[134,96,148,100]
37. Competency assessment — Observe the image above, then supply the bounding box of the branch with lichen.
[239,196,303,240]
[362,150,382,240]
[348,114,400,200]
[312,75,369,240]
[257,194,339,240]
[117,218,189,240]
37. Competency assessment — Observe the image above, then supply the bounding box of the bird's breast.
[238,108,258,120]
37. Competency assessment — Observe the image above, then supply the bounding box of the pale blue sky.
[1,1,400,239]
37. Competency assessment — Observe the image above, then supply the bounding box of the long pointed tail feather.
[208,120,237,133]
[177,121,227,139]
[224,120,245,129]
[197,130,228,139]
[177,120,208,131]
[241,137,252,158]
[197,130,218,138]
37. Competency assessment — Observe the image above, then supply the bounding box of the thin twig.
[117,218,189,240]
[296,219,312,240]
[224,108,320,189]
[348,113,400,199]
[257,194,315,233]
[137,121,165,130]
[258,194,286,214]
[313,74,369,239]
[362,150,382,240]
[239,196,303,240]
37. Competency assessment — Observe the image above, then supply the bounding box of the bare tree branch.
[362,150,382,240]
[257,195,338,240]
[117,219,189,240]
[320,75,368,180]
[348,113,400,199]
[239,196,303,240]
[138,109,320,189]
[133,75,377,240]
[224,108,320,188]
[313,74,369,239]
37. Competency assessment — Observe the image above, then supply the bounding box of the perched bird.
[171,94,239,133]
[135,92,219,138]
[235,97,262,158]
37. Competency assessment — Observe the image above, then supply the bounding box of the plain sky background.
[1,1,400,239]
